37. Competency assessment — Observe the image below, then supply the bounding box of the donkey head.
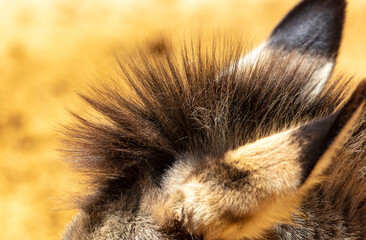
[63,0,360,239]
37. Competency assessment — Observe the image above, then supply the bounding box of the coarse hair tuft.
[62,36,354,206]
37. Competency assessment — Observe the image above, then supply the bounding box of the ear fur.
[157,81,365,240]
[240,0,346,99]
[269,0,346,58]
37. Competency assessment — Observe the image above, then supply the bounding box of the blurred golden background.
[1,0,365,239]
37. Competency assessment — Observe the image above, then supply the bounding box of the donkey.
[62,0,366,239]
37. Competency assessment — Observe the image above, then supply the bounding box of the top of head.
[62,0,366,239]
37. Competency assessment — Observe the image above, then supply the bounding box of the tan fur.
[152,100,365,240]
[62,0,366,239]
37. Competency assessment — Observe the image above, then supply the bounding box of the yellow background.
[1,0,365,239]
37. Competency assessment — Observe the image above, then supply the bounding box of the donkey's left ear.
[241,0,346,98]
[268,0,346,59]
[268,0,346,97]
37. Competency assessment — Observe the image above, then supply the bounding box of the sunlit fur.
[61,32,366,239]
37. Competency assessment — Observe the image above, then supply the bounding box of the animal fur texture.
[62,0,366,239]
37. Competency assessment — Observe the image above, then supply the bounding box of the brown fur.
[62,0,366,239]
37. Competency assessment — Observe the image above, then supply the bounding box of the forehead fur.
[63,37,354,202]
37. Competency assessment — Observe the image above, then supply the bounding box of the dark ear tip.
[268,0,347,58]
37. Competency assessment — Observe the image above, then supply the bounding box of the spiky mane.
[63,37,353,206]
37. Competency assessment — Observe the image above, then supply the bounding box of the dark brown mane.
[63,37,354,207]
[62,1,366,239]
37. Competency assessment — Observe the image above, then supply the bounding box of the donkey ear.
[268,0,346,59]
[268,0,346,98]
[240,0,346,99]
[157,98,364,240]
